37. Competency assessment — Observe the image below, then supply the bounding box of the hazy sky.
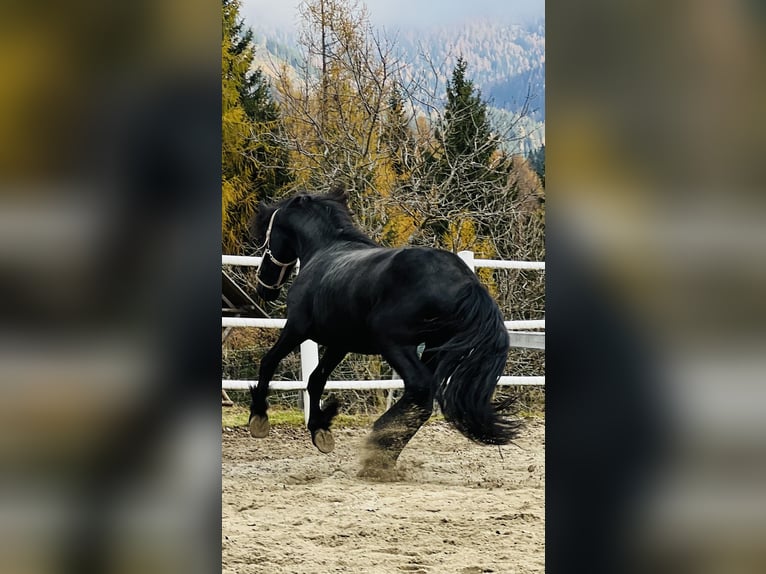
[240,0,544,30]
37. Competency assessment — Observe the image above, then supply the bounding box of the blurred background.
[0,1,221,573]
[0,0,764,573]
[547,0,766,572]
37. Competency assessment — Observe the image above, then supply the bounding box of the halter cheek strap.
[255,208,298,291]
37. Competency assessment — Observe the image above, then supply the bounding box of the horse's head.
[249,187,354,300]
[250,201,299,301]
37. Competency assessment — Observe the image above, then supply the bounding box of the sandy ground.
[222,419,544,574]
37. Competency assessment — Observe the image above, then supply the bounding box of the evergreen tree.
[420,56,502,247]
[222,0,291,253]
[528,143,545,187]
[381,87,414,177]
[441,57,498,172]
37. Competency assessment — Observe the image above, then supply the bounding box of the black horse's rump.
[248,187,520,468]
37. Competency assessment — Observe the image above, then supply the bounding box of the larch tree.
[270,0,412,241]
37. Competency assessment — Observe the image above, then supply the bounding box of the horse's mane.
[290,187,377,247]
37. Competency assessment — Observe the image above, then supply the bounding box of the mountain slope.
[251,18,545,153]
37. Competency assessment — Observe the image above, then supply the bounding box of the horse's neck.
[294,232,374,263]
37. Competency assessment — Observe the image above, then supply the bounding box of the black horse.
[248,188,520,472]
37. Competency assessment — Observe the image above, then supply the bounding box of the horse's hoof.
[312,428,335,453]
[249,415,270,438]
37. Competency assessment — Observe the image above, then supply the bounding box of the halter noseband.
[255,208,297,291]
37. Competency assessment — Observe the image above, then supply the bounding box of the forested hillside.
[225,0,544,257]
[252,18,545,154]
[394,20,545,119]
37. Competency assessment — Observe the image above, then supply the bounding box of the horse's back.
[316,244,473,296]
[287,244,485,349]
[391,246,473,279]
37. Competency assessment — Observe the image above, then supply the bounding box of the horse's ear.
[250,200,272,237]
[329,185,348,204]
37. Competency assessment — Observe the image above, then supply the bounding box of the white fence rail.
[222,251,545,408]
[221,316,546,331]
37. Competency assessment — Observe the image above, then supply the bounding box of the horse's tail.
[431,282,521,445]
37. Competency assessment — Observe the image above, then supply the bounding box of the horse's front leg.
[249,325,304,438]
[306,347,347,453]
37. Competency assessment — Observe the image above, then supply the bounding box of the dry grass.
[221,403,378,430]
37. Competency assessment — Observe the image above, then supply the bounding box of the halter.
[255,208,298,291]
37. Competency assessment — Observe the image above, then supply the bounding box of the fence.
[222,251,545,418]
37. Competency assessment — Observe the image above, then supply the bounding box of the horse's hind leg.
[249,326,304,438]
[306,347,346,453]
[360,345,435,476]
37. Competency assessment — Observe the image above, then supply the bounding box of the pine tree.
[420,56,501,247]
[527,143,545,187]
[441,57,498,172]
[382,87,414,177]
[222,0,291,253]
